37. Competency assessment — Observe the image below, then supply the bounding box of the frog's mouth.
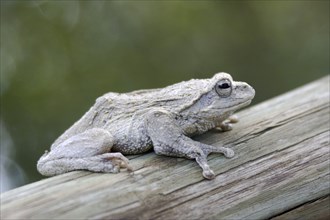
[236,100,252,109]
[221,99,252,110]
[239,100,252,107]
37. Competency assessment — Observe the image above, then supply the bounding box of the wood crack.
[269,195,330,220]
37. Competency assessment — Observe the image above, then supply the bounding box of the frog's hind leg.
[37,128,131,176]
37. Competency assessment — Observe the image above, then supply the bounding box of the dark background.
[1,0,329,192]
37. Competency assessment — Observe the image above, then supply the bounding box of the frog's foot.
[218,115,239,131]
[83,153,132,174]
[99,153,133,172]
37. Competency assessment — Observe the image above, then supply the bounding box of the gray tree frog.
[37,72,255,179]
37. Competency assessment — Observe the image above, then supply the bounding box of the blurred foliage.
[1,0,329,188]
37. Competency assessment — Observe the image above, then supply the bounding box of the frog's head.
[181,72,255,120]
[210,72,255,111]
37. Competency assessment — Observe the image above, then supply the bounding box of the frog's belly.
[108,121,153,155]
[112,136,153,155]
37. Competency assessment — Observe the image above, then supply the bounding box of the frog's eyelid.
[215,80,233,97]
[216,79,232,87]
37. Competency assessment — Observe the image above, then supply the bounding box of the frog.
[37,72,255,179]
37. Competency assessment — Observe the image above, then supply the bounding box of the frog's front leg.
[145,110,234,179]
[37,128,131,176]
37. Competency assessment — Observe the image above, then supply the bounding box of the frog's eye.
[215,79,232,97]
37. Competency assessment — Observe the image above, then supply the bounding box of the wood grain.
[1,75,329,219]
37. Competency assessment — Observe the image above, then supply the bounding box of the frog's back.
[102,77,212,114]
[51,75,215,149]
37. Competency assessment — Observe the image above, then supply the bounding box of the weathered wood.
[271,196,330,220]
[1,76,329,220]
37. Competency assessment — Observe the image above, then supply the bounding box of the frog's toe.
[217,115,239,132]
[103,164,120,173]
[228,115,239,123]
[224,148,235,158]
[220,123,233,131]
[120,160,133,172]
[203,169,215,180]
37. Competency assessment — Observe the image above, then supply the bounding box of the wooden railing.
[1,75,329,220]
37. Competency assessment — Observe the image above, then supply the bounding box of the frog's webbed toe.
[99,152,132,172]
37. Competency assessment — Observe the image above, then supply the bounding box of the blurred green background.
[1,0,329,192]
